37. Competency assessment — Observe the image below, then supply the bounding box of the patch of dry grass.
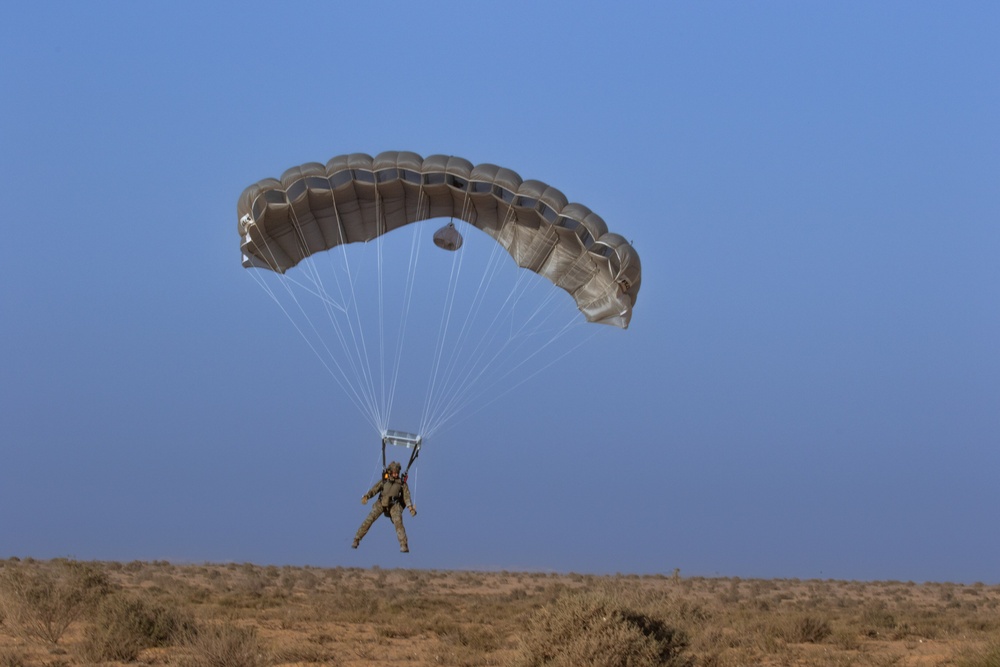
[0,558,998,666]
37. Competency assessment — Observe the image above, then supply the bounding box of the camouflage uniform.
[353,463,415,552]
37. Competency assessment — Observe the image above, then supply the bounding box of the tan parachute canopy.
[238,151,641,328]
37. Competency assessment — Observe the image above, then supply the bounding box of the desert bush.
[0,651,26,667]
[784,615,832,643]
[860,605,897,637]
[187,586,212,604]
[427,619,506,665]
[672,600,712,624]
[320,589,381,623]
[296,569,320,591]
[0,560,110,644]
[955,641,1000,667]
[830,627,863,651]
[185,622,272,667]
[511,590,693,667]
[273,642,339,664]
[79,592,196,662]
[374,622,419,639]
[442,623,504,653]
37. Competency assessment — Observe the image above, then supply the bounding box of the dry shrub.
[955,641,1000,667]
[0,560,110,644]
[374,623,419,639]
[185,622,272,667]
[298,569,320,591]
[830,627,863,651]
[0,651,26,667]
[79,592,196,662]
[784,615,833,643]
[273,642,339,664]
[319,589,381,623]
[860,604,899,639]
[441,623,504,653]
[511,590,693,667]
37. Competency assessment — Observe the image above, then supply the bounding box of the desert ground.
[1,558,998,666]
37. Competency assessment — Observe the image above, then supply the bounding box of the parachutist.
[353,461,416,552]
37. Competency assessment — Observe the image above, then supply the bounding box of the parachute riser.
[381,429,422,482]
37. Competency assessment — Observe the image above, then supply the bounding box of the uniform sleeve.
[402,482,413,507]
[364,480,382,500]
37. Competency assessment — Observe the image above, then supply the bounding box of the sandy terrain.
[1,559,997,666]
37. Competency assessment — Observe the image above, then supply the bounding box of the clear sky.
[1,3,997,583]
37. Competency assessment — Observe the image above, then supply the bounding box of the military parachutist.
[352,460,416,552]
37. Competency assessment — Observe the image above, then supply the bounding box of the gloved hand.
[409,506,417,517]
[361,496,368,505]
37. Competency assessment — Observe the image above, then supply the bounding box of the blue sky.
[1,2,997,583]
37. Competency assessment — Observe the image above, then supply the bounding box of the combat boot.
[351,539,359,549]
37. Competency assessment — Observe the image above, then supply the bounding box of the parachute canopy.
[238,151,640,328]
